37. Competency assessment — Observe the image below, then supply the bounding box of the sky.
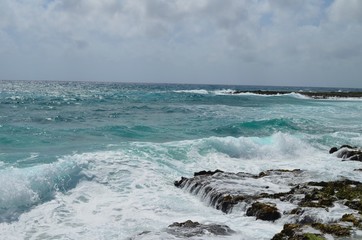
[0,0,362,88]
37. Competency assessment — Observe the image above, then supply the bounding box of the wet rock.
[167,220,235,237]
[272,224,326,240]
[272,222,351,240]
[246,202,281,221]
[341,213,361,227]
[174,169,362,238]
[174,169,302,213]
[329,147,338,154]
[311,223,351,237]
[329,145,362,161]
[194,169,223,177]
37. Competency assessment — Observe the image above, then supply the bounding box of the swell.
[212,118,300,137]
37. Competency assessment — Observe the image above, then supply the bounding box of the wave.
[0,160,89,222]
[173,89,209,95]
[231,91,311,99]
[212,118,299,136]
[201,132,313,159]
[172,89,313,100]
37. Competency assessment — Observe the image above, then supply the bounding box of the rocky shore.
[230,90,362,99]
[171,145,362,239]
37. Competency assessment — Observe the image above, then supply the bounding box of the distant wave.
[230,91,311,99]
[173,89,209,95]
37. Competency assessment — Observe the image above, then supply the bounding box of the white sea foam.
[231,91,312,100]
[1,133,362,239]
[284,92,311,99]
[0,160,88,222]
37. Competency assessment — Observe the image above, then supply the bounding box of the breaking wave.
[0,160,89,222]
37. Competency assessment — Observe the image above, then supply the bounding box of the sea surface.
[1,80,362,239]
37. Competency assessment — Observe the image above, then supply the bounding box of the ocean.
[1,80,362,239]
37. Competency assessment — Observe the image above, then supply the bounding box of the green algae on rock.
[246,202,281,221]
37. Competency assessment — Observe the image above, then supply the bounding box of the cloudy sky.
[1,0,361,87]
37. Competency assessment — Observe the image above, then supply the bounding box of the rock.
[230,90,362,99]
[311,223,351,237]
[174,169,302,213]
[167,220,235,237]
[246,202,281,221]
[341,214,361,227]
[272,224,326,240]
[329,145,362,161]
[329,147,338,154]
[194,169,223,177]
[174,169,362,238]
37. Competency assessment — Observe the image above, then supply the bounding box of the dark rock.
[340,145,354,149]
[298,215,318,224]
[311,223,351,237]
[174,177,187,187]
[174,169,362,238]
[329,145,362,161]
[169,220,201,228]
[258,169,302,178]
[272,224,326,240]
[167,220,235,237]
[329,147,338,154]
[194,169,223,177]
[341,214,361,227]
[231,90,362,99]
[246,202,281,221]
[174,169,302,213]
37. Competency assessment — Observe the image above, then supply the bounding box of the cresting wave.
[0,132,314,222]
[1,133,361,239]
[0,160,90,223]
[200,132,314,160]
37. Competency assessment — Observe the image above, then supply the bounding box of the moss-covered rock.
[341,213,361,227]
[302,233,326,240]
[246,202,281,221]
[271,224,326,240]
[311,223,351,237]
[298,180,362,210]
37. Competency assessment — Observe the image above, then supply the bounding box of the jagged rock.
[174,169,302,213]
[329,145,362,161]
[167,220,235,237]
[194,169,223,177]
[246,202,281,221]
[174,169,362,238]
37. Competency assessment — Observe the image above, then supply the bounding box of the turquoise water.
[1,80,362,239]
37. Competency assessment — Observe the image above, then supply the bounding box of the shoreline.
[232,90,362,99]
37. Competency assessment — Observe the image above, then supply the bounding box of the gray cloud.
[0,0,361,87]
